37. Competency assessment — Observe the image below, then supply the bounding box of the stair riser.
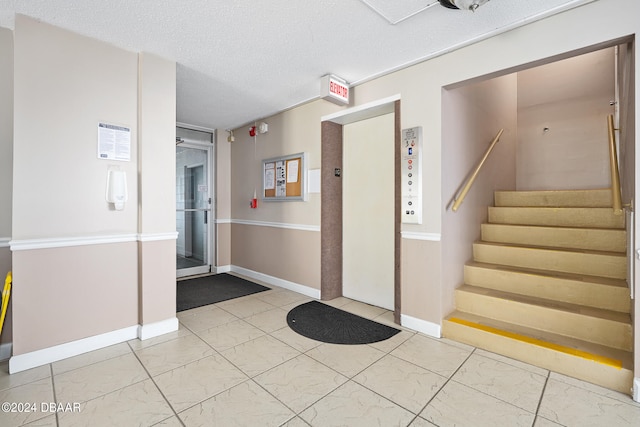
[442,320,632,394]
[464,265,630,313]
[481,224,626,253]
[488,207,624,229]
[455,290,632,351]
[473,244,626,280]
[494,189,613,208]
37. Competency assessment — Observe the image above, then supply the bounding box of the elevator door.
[342,113,395,310]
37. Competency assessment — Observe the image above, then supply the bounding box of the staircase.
[442,188,633,394]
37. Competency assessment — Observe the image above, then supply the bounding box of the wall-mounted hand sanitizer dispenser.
[106,169,127,211]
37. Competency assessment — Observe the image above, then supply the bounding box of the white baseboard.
[214,265,231,274]
[634,377,640,403]
[230,265,321,299]
[9,325,138,374]
[401,314,441,338]
[138,317,178,341]
[0,342,12,361]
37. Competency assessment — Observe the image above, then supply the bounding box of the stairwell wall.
[516,48,616,190]
[440,75,518,317]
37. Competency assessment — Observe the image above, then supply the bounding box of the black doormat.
[177,273,270,312]
[287,301,401,345]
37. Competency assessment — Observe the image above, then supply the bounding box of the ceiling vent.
[359,0,439,25]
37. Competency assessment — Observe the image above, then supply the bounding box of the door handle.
[204,211,208,224]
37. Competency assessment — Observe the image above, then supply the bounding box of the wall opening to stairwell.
[440,39,635,320]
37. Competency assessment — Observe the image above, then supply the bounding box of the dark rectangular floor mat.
[177,273,270,312]
[287,300,400,344]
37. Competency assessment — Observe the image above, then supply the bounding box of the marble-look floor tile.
[280,298,314,312]
[255,288,310,307]
[281,416,311,426]
[270,325,323,352]
[305,342,385,378]
[548,372,640,407]
[154,353,248,412]
[179,380,294,427]
[197,319,265,351]
[22,415,57,426]
[152,416,184,426]
[52,342,132,375]
[538,377,640,426]
[420,380,534,427]
[57,379,173,427]
[178,305,239,332]
[300,380,415,427]
[367,328,414,354]
[0,362,50,392]
[452,353,547,412]
[128,324,193,351]
[408,417,438,426]
[533,416,564,427]
[320,297,352,308]
[221,335,300,378]
[0,377,55,427]
[474,348,548,377]
[135,334,214,376]
[338,300,387,319]
[54,353,148,404]
[353,354,447,414]
[217,296,276,318]
[255,354,348,413]
[391,334,472,377]
[244,307,289,333]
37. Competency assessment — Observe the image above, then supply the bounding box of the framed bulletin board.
[263,152,306,201]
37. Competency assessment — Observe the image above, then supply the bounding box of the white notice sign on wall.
[98,123,131,161]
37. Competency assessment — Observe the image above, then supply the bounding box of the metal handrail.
[452,128,504,212]
[607,114,623,215]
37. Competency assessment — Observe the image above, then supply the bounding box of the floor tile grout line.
[49,363,59,427]
[534,370,551,421]
[127,340,186,427]
[413,346,478,423]
[48,343,134,378]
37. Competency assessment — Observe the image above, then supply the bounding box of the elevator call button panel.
[401,126,422,224]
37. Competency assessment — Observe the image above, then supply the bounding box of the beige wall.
[138,52,177,325]
[139,53,176,235]
[0,27,12,240]
[440,75,518,319]
[0,26,13,349]
[228,100,341,289]
[13,16,138,240]
[231,100,342,226]
[215,131,232,267]
[12,243,138,354]
[11,16,176,357]
[231,223,320,290]
[138,240,175,324]
[517,48,616,190]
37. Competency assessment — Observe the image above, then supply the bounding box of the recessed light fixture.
[439,0,490,11]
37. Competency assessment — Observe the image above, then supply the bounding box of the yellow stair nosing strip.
[447,317,623,369]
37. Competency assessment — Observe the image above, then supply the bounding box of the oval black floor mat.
[287,301,401,345]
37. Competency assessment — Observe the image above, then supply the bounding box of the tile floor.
[1,280,640,426]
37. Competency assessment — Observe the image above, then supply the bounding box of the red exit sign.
[321,75,350,105]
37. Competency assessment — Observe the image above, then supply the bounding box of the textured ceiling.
[0,0,597,130]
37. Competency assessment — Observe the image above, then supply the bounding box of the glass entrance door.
[176,142,213,277]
